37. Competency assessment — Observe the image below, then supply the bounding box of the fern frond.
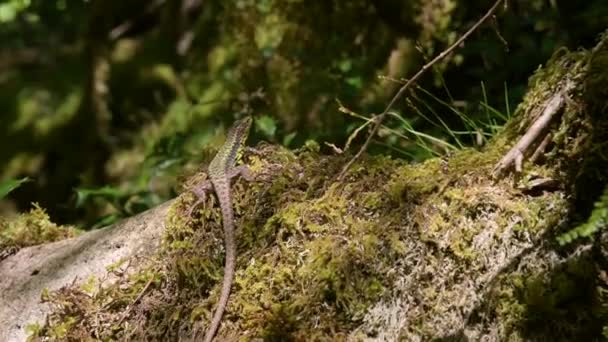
[557,185,608,245]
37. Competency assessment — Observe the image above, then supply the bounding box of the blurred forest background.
[0,0,606,229]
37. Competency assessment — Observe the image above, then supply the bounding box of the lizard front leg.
[187,166,252,219]
[187,180,214,218]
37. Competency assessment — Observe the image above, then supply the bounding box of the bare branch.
[337,0,506,180]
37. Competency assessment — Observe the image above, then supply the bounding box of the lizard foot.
[227,165,254,182]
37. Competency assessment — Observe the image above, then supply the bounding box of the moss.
[0,203,80,258]
[491,255,598,340]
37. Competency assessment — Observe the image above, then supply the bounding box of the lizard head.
[232,116,253,145]
[207,116,253,174]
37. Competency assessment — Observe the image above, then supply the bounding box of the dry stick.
[529,132,552,164]
[492,92,565,177]
[337,0,506,180]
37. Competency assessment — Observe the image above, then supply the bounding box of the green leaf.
[0,177,30,199]
[338,59,352,73]
[74,186,125,208]
[283,132,297,146]
[345,76,363,89]
[90,214,121,229]
[255,115,277,139]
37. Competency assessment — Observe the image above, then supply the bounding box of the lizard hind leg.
[227,165,253,182]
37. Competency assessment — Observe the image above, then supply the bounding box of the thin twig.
[492,92,565,177]
[117,277,155,326]
[337,0,506,180]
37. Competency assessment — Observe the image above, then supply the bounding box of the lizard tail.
[203,249,235,342]
[204,185,237,342]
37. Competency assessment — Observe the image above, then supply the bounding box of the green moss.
[0,203,80,256]
[387,158,441,201]
[492,255,597,340]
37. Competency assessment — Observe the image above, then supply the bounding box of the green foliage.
[340,81,510,161]
[74,132,195,227]
[0,0,31,23]
[557,185,608,245]
[75,186,125,208]
[254,114,278,140]
[0,177,29,200]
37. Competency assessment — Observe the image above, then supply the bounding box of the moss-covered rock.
[31,32,608,341]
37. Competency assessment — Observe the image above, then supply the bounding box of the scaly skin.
[189,117,253,342]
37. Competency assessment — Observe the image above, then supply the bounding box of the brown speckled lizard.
[188,116,253,342]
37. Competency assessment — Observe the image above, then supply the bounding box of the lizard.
[187,116,253,342]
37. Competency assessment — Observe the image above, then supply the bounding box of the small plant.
[557,185,608,245]
[338,81,511,162]
[0,177,29,200]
